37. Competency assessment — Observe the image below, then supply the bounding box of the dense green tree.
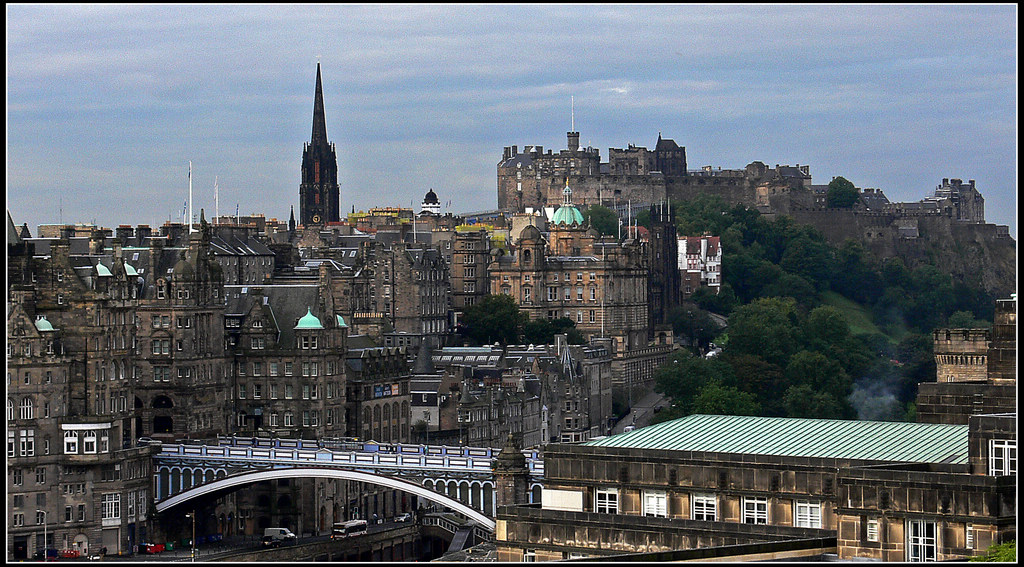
[761,272,818,308]
[691,284,738,316]
[832,239,884,304]
[947,310,985,329]
[727,297,801,367]
[691,382,762,416]
[782,384,848,419]
[653,352,735,415]
[522,317,583,345]
[583,205,619,237]
[779,236,834,290]
[784,350,852,403]
[826,176,860,208]
[458,294,525,346]
[722,354,786,415]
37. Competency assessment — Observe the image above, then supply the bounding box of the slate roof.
[585,414,969,465]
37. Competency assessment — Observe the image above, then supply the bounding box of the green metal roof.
[95,263,112,277]
[585,414,969,465]
[294,307,324,330]
[124,262,138,277]
[336,314,348,328]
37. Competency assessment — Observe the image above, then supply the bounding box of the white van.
[262,528,297,547]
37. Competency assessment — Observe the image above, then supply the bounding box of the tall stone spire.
[299,61,340,226]
[311,62,328,146]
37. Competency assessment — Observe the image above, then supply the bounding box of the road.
[98,518,412,562]
[611,389,668,435]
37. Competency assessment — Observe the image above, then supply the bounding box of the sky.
[7,4,1018,239]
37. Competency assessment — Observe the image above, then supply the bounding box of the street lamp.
[36,510,47,560]
[184,510,196,562]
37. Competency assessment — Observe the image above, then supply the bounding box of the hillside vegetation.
[654,195,996,423]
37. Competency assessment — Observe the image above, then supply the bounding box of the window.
[65,506,73,523]
[20,429,35,456]
[252,384,262,399]
[253,362,262,376]
[284,412,294,427]
[251,338,265,350]
[692,493,717,521]
[64,431,78,454]
[13,468,23,485]
[36,467,47,484]
[643,490,667,518]
[102,493,121,520]
[794,500,822,528]
[7,431,15,458]
[270,384,278,399]
[20,397,34,419]
[743,496,768,524]
[966,523,974,549]
[907,519,937,562]
[13,512,24,527]
[989,440,1016,476]
[595,488,618,514]
[866,519,880,542]
[523,549,536,562]
[82,431,97,454]
[78,505,85,521]
[238,384,246,399]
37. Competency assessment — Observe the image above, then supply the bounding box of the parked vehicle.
[395,513,412,523]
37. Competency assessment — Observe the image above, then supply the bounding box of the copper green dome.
[551,179,585,226]
[294,307,324,329]
[35,316,56,332]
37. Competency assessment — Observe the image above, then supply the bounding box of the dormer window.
[253,320,263,328]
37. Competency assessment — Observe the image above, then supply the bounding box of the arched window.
[82,430,97,454]
[64,431,79,454]
[20,397,33,420]
[7,398,14,421]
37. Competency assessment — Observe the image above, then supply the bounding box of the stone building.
[495,413,1016,562]
[7,218,161,559]
[917,296,1017,426]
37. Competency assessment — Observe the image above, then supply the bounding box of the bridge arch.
[155,467,496,531]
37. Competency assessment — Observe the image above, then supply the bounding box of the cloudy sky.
[7,4,1017,238]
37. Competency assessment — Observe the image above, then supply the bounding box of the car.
[623,425,636,433]
[261,536,280,548]
[395,513,412,523]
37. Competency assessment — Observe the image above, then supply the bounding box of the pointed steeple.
[289,206,296,232]
[311,62,328,145]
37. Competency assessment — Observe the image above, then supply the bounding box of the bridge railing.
[167,438,544,476]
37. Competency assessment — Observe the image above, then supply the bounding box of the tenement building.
[495,413,1017,562]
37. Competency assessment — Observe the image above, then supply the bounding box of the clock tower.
[299,62,340,226]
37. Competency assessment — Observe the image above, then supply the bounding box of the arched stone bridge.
[152,437,544,530]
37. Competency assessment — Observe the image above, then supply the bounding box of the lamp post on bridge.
[36,510,47,560]
[184,510,196,562]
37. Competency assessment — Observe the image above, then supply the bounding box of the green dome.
[35,316,55,332]
[552,204,585,226]
[294,307,324,330]
[336,314,348,328]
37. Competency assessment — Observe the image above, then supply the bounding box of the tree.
[583,205,619,237]
[727,297,801,367]
[826,176,860,208]
[782,384,847,419]
[691,382,761,416]
[458,294,525,345]
[969,540,1016,562]
[654,352,735,415]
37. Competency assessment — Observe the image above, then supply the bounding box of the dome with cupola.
[551,179,585,227]
[294,307,324,329]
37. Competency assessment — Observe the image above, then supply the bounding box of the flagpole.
[214,176,219,226]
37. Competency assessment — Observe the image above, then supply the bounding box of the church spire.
[311,62,328,145]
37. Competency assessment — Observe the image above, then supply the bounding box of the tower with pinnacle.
[299,62,340,226]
